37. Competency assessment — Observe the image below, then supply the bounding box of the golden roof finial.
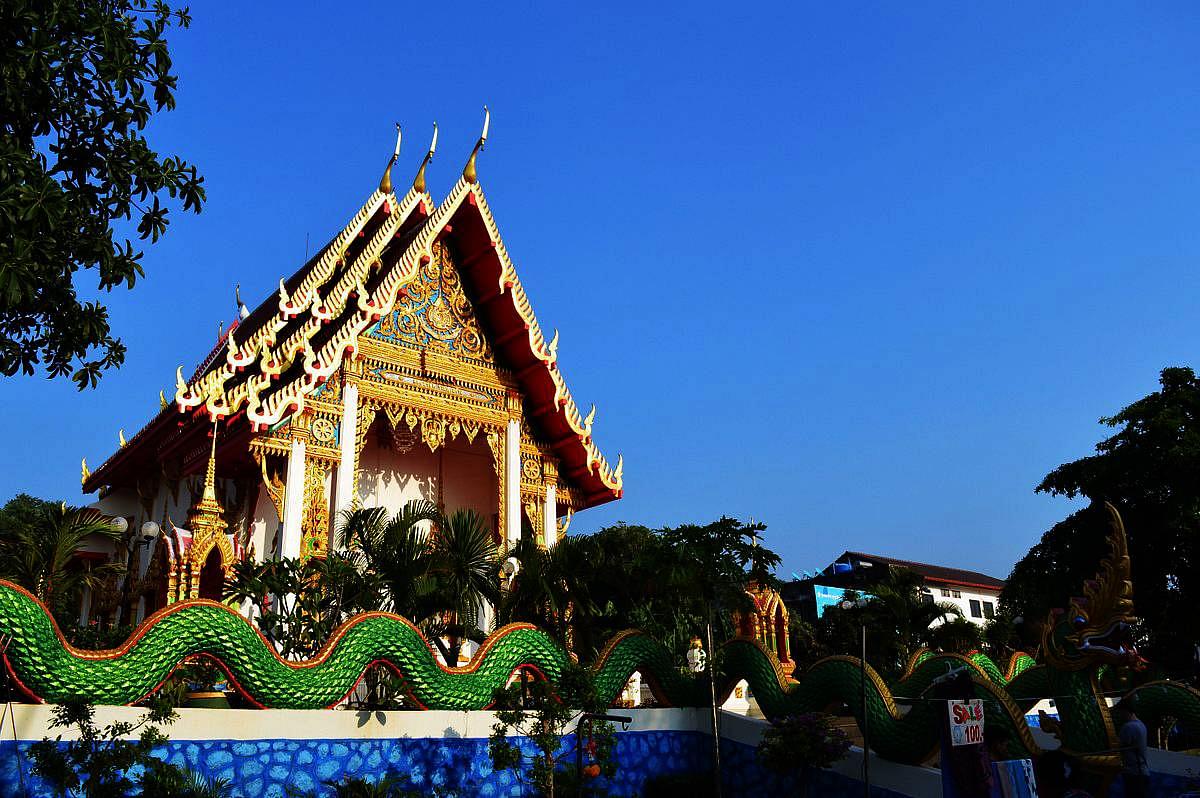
[463,106,490,185]
[175,365,189,405]
[81,457,90,486]
[159,390,167,411]
[118,429,127,448]
[413,122,438,194]
[379,122,402,194]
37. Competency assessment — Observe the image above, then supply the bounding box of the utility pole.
[707,613,722,798]
[862,624,870,797]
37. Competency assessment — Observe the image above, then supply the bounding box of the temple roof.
[86,149,623,509]
[834,551,1004,591]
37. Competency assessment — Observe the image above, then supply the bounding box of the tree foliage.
[1002,367,1200,676]
[28,698,231,798]
[805,569,963,676]
[497,517,781,662]
[227,501,500,671]
[0,499,124,620]
[488,665,616,798]
[0,0,204,387]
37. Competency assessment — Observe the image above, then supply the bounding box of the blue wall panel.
[0,731,914,797]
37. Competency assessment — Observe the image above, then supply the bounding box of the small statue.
[686,636,707,673]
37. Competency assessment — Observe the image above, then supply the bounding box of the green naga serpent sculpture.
[0,503,1197,774]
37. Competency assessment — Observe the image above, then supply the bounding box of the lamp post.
[841,598,870,797]
[116,520,160,625]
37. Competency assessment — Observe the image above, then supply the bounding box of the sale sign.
[948,699,985,746]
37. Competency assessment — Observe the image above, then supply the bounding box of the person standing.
[1114,700,1150,798]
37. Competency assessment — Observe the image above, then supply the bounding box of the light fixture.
[141,521,161,542]
[110,516,129,535]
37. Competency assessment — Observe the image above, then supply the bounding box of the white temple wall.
[249,489,279,563]
[440,438,499,531]
[87,488,137,559]
[355,434,496,524]
[357,436,439,515]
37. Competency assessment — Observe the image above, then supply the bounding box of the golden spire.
[378,123,402,194]
[118,429,127,448]
[159,390,168,411]
[202,419,218,503]
[463,106,490,184]
[188,419,227,537]
[413,122,438,194]
[81,457,90,486]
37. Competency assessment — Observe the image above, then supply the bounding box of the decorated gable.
[366,241,493,365]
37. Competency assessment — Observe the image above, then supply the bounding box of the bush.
[757,712,852,773]
[27,698,230,797]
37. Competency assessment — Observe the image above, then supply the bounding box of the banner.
[948,699,985,746]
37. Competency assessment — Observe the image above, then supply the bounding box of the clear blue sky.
[2,3,1198,581]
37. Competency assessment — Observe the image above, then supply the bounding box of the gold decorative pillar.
[300,458,331,559]
[486,429,505,547]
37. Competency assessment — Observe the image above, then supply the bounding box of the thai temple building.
[78,120,623,625]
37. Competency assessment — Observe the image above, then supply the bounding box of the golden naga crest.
[1042,502,1141,671]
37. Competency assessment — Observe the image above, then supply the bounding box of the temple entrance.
[197,547,224,601]
[356,412,498,535]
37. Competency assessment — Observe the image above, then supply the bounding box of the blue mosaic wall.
[1,732,708,798]
[0,729,926,797]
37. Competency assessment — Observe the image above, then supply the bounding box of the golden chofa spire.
[412,122,438,194]
[463,106,490,184]
[188,420,227,537]
[378,122,402,194]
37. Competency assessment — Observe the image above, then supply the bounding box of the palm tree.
[927,616,983,653]
[494,530,608,652]
[337,501,502,665]
[427,508,500,664]
[860,568,962,670]
[0,503,124,619]
[337,501,440,620]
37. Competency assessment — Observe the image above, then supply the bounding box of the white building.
[786,551,1005,627]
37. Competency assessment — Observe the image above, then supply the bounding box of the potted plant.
[757,712,852,796]
[165,659,230,709]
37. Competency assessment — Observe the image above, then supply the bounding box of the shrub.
[757,712,852,773]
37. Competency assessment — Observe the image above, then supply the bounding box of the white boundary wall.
[2,704,948,796]
[1,704,711,743]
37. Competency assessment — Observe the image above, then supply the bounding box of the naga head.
[1042,502,1142,672]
